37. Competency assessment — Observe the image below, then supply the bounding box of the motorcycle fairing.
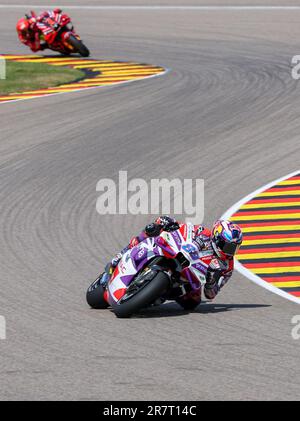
[107,223,214,306]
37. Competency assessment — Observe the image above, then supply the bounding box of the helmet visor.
[216,237,240,256]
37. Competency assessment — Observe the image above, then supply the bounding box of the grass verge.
[0,61,84,95]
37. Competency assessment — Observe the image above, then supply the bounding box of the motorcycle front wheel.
[111,271,170,318]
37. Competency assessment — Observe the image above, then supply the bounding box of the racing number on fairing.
[182,244,198,261]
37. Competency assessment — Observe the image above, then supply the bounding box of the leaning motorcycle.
[31,10,90,57]
[86,223,216,318]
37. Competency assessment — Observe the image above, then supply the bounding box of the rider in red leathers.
[16,9,63,52]
[100,216,243,309]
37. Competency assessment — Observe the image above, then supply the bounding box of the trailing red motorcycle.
[28,10,90,57]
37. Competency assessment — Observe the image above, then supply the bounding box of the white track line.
[221,170,300,306]
[1,5,300,11]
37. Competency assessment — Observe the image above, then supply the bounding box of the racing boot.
[99,252,123,287]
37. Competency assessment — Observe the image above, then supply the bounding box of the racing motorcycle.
[86,223,216,318]
[31,10,90,57]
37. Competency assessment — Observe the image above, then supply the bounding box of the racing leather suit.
[17,10,61,52]
[17,23,43,52]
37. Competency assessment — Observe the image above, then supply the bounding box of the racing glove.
[144,216,179,238]
[155,215,180,232]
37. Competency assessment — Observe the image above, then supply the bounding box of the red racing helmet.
[16,18,31,37]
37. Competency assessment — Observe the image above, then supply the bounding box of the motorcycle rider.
[100,216,243,309]
[16,9,63,52]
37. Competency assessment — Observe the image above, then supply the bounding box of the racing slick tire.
[67,34,90,57]
[111,271,170,318]
[86,275,109,309]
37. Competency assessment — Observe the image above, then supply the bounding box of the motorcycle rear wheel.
[67,34,90,57]
[111,271,170,318]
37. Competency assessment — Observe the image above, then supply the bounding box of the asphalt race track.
[1,0,300,400]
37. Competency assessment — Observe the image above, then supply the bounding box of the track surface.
[1,1,300,400]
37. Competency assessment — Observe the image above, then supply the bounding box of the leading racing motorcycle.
[86,223,217,318]
[31,10,90,57]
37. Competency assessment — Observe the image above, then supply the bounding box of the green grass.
[0,61,84,95]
